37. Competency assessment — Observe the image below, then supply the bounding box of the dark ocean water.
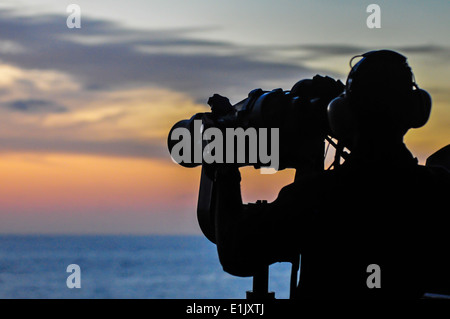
[0,235,292,299]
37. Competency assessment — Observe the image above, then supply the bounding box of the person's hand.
[207,94,233,117]
[291,75,344,100]
[311,75,345,99]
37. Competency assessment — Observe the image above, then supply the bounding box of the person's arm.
[213,166,307,277]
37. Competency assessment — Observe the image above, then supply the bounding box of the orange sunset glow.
[0,152,295,234]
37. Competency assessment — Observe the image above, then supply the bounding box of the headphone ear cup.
[327,95,356,140]
[410,89,432,128]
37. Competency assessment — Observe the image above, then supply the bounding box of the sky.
[0,0,448,234]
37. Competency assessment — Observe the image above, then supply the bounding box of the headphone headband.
[327,50,432,140]
[346,50,412,95]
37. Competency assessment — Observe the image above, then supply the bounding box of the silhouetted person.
[211,50,450,299]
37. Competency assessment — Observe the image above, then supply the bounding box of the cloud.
[5,99,67,113]
[395,45,450,55]
[288,44,368,56]
[267,43,450,62]
[0,8,326,160]
[0,9,318,102]
[0,8,447,161]
[0,136,168,160]
[0,85,207,160]
[13,10,447,104]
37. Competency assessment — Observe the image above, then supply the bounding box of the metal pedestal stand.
[246,266,275,299]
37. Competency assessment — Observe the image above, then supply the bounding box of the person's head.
[327,50,431,146]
